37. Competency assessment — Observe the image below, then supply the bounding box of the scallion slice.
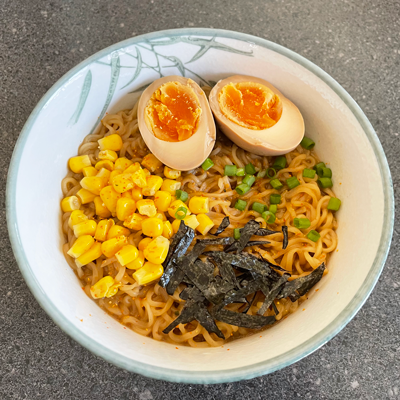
[252,202,266,214]
[236,168,245,177]
[270,194,281,204]
[245,163,256,175]
[266,167,277,179]
[286,176,300,189]
[236,184,251,195]
[270,178,283,190]
[303,168,316,179]
[234,228,241,240]
[327,197,341,211]
[269,204,278,214]
[272,156,287,171]
[262,211,276,224]
[300,137,315,150]
[320,167,332,178]
[175,206,187,220]
[234,199,247,211]
[317,177,333,188]
[224,165,237,176]
[202,158,214,171]
[257,169,267,178]
[175,190,188,202]
[243,174,256,187]
[294,218,311,229]
[307,230,320,242]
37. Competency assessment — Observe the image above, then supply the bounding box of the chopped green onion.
[273,156,287,171]
[224,164,237,176]
[300,137,316,150]
[266,167,277,179]
[262,211,276,224]
[236,168,245,177]
[236,184,251,195]
[307,230,320,242]
[286,176,300,189]
[303,168,316,179]
[314,162,325,176]
[234,228,241,240]
[257,169,267,178]
[245,163,256,175]
[175,190,188,202]
[270,194,281,204]
[294,218,311,229]
[327,197,341,211]
[243,174,256,187]
[320,167,332,178]
[202,158,214,171]
[252,202,266,214]
[270,179,283,190]
[175,206,187,220]
[269,204,278,214]
[317,177,333,188]
[234,199,247,211]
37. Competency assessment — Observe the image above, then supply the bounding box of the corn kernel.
[73,219,97,237]
[161,179,181,194]
[80,176,108,195]
[155,212,167,221]
[94,219,114,242]
[143,168,151,177]
[142,175,163,196]
[189,196,209,214]
[123,163,141,174]
[172,219,181,233]
[164,166,181,179]
[138,237,153,251]
[121,190,132,199]
[107,225,131,240]
[137,199,157,217]
[96,168,111,180]
[163,221,173,239]
[67,235,94,258]
[69,155,91,173]
[142,217,163,237]
[168,199,191,218]
[115,245,139,266]
[132,262,164,285]
[108,169,122,185]
[142,154,163,172]
[76,188,96,204]
[90,276,121,299]
[126,250,145,270]
[61,196,81,212]
[68,210,88,229]
[123,213,147,230]
[112,173,134,193]
[76,242,102,268]
[95,160,114,171]
[98,134,123,151]
[116,198,136,221]
[114,157,133,171]
[196,214,214,235]
[82,166,98,177]
[154,191,172,212]
[100,185,121,214]
[132,169,147,188]
[183,214,200,230]
[93,196,112,218]
[131,187,143,201]
[101,235,128,258]
[98,150,118,162]
[143,236,170,264]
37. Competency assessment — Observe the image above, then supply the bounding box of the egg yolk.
[218,82,282,130]
[145,81,202,142]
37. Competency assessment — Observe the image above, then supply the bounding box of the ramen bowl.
[6,28,394,383]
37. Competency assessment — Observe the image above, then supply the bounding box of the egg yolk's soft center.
[145,81,202,142]
[218,82,282,130]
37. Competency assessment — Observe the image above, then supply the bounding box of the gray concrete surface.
[1,0,399,399]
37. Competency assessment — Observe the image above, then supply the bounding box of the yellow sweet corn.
[61,196,81,212]
[93,196,111,218]
[121,190,133,199]
[112,173,134,193]
[123,162,141,174]
[142,154,163,172]
[172,219,181,233]
[98,150,118,162]
[94,219,114,242]
[90,276,121,299]
[162,221,173,239]
[123,213,147,230]
[168,199,191,219]
[132,169,147,188]
[196,214,215,235]
[106,225,131,240]
[137,199,157,217]
[189,196,209,214]
[183,214,200,230]
[67,235,94,258]
[100,186,121,215]
[131,187,143,201]
[80,176,108,195]
[142,175,163,196]
[155,212,167,221]
[114,157,133,171]
[82,166,98,177]
[68,210,88,229]
[138,237,153,251]
[161,179,181,194]
[73,219,97,237]
[101,235,128,258]
[133,262,164,285]
[141,217,163,237]
[76,242,102,268]
[69,155,91,173]
[96,168,111,180]
[98,134,123,151]
[95,160,114,171]
[76,188,96,204]
[116,198,136,221]
[143,236,170,264]
[115,245,139,266]
[143,168,151,177]
[108,169,122,185]
[154,191,172,212]
[164,166,181,179]
[126,250,145,270]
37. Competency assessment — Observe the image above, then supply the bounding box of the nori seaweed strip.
[214,216,230,235]
[224,220,261,253]
[244,240,271,248]
[203,276,236,304]
[254,228,279,236]
[213,308,276,329]
[258,253,290,273]
[282,225,289,249]
[241,292,257,314]
[184,259,214,295]
[272,301,279,315]
[277,263,325,301]
[257,274,290,315]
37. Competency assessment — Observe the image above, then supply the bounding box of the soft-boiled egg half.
[138,76,216,171]
[209,75,304,156]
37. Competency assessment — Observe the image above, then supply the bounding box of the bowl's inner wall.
[14,36,383,372]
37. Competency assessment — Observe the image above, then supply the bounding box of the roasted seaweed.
[214,216,230,235]
[282,225,289,249]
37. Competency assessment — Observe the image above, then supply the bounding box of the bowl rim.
[6,28,394,384]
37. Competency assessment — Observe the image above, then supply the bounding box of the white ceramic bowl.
[6,29,394,384]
